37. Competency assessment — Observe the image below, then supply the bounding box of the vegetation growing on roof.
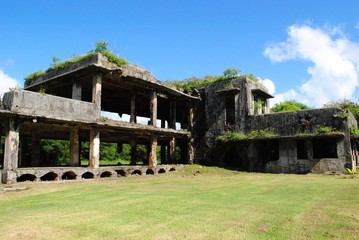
[317,126,337,134]
[324,99,359,122]
[217,128,278,142]
[24,41,128,86]
[164,68,264,94]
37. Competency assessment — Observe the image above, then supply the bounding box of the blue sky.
[1,0,359,107]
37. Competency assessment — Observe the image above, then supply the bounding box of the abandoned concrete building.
[0,52,358,184]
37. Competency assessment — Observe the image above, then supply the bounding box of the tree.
[95,41,109,52]
[271,100,310,113]
[223,68,240,78]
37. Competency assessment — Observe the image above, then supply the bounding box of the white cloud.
[264,24,359,107]
[0,69,18,94]
[259,78,275,95]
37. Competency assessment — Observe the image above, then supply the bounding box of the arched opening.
[158,168,166,174]
[40,172,58,181]
[169,167,176,172]
[131,169,142,175]
[146,169,155,175]
[61,171,77,180]
[116,169,127,177]
[17,174,36,182]
[100,171,112,178]
[82,172,94,179]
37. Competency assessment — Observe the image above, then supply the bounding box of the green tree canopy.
[271,100,310,113]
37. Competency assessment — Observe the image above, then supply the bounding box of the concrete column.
[234,93,240,125]
[169,99,176,129]
[169,137,176,163]
[188,138,195,164]
[150,91,157,127]
[31,134,41,167]
[89,128,100,168]
[351,141,358,171]
[148,135,157,168]
[130,91,137,124]
[92,73,102,119]
[72,80,82,100]
[188,103,194,130]
[3,118,19,184]
[70,127,80,167]
[129,138,137,165]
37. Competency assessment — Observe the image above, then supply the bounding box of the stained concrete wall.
[3,90,99,122]
[248,108,350,136]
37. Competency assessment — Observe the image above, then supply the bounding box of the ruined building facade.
[0,53,357,183]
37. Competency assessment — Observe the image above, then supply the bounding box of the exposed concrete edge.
[25,53,117,89]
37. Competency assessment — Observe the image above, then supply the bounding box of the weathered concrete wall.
[3,90,100,122]
[248,108,349,136]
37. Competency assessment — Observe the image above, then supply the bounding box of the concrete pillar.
[150,91,157,127]
[92,73,102,119]
[129,138,137,165]
[31,134,41,167]
[89,128,100,168]
[351,141,358,171]
[234,93,240,125]
[188,138,194,164]
[169,137,176,163]
[187,102,194,131]
[70,127,80,167]
[72,80,82,100]
[148,135,157,168]
[169,99,176,129]
[130,91,137,124]
[3,118,19,184]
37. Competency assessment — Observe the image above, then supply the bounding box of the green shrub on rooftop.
[217,128,278,142]
[24,41,128,86]
[165,68,267,94]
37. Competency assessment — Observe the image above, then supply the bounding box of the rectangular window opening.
[312,138,338,158]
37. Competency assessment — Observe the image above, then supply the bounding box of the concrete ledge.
[3,90,99,122]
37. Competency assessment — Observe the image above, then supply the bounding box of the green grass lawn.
[1,165,359,240]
